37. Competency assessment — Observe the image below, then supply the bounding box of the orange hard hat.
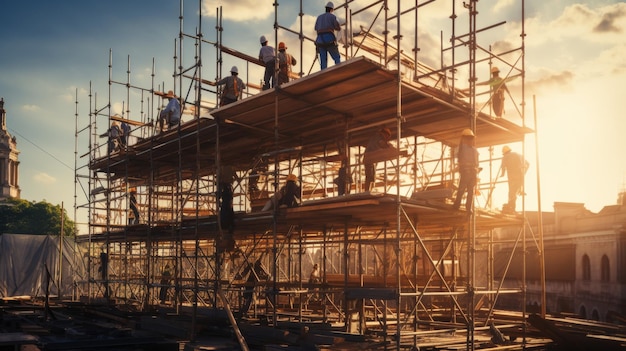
[502,145,511,154]
[278,42,287,50]
[287,174,298,182]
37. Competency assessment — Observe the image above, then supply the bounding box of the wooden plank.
[110,114,147,127]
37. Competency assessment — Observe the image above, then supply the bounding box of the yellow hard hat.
[502,145,511,154]
[287,174,298,182]
[491,66,500,74]
[461,128,475,137]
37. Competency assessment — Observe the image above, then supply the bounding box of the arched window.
[579,305,587,319]
[592,309,600,321]
[601,254,610,282]
[582,254,591,281]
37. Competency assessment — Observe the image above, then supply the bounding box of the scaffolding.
[74,0,538,349]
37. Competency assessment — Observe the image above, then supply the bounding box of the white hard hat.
[326,2,334,9]
[230,66,238,74]
[461,128,475,137]
[259,35,267,44]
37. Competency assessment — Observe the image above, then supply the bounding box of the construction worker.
[258,35,275,90]
[105,121,122,154]
[500,145,529,214]
[477,66,513,118]
[218,165,236,251]
[129,187,139,225]
[217,66,246,106]
[278,174,301,208]
[277,42,297,85]
[363,128,392,192]
[159,90,181,132]
[314,1,341,70]
[159,264,172,304]
[261,174,301,210]
[452,128,479,213]
[309,263,320,284]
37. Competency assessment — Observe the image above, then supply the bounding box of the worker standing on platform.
[277,42,297,85]
[259,36,276,90]
[477,66,512,118]
[218,166,236,251]
[452,128,479,213]
[159,264,172,304]
[159,90,181,132]
[314,1,341,70]
[129,187,140,225]
[334,155,352,195]
[309,263,320,284]
[217,66,246,106]
[240,257,268,316]
[500,145,529,214]
[363,128,391,192]
[105,121,122,154]
[120,121,130,150]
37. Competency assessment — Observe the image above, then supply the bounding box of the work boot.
[502,204,515,214]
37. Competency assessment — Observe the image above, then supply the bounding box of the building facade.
[496,198,626,323]
[0,98,20,200]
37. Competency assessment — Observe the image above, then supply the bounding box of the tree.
[0,198,76,237]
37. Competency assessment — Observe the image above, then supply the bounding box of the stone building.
[495,196,626,323]
[0,98,20,200]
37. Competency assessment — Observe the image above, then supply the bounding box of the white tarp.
[0,233,80,298]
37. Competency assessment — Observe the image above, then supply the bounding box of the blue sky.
[1,0,625,231]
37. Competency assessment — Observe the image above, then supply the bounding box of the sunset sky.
[0,0,625,231]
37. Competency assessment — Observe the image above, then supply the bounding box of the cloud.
[33,172,57,185]
[21,105,40,112]
[529,3,626,44]
[492,0,515,14]
[592,3,626,34]
[202,0,274,22]
[526,69,575,95]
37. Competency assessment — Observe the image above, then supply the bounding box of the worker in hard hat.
[217,66,246,106]
[452,128,479,213]
[278,173,301,208]
[314,1,341,70]
[363,128,392,192]
[500,145,529,214]
[277,42,297,85]
[261,174,301,211]
[258,35,276,90]
[159,90,181,132]
[476,66,515,118]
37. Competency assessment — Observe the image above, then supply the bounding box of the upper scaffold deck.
[90,56,531,181]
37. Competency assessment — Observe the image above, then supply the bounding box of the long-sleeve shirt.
[259,45,275,64]
[162,98,181,124]
[217,75,246,100]
[457,143,478,169]
[501,152,528,179]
